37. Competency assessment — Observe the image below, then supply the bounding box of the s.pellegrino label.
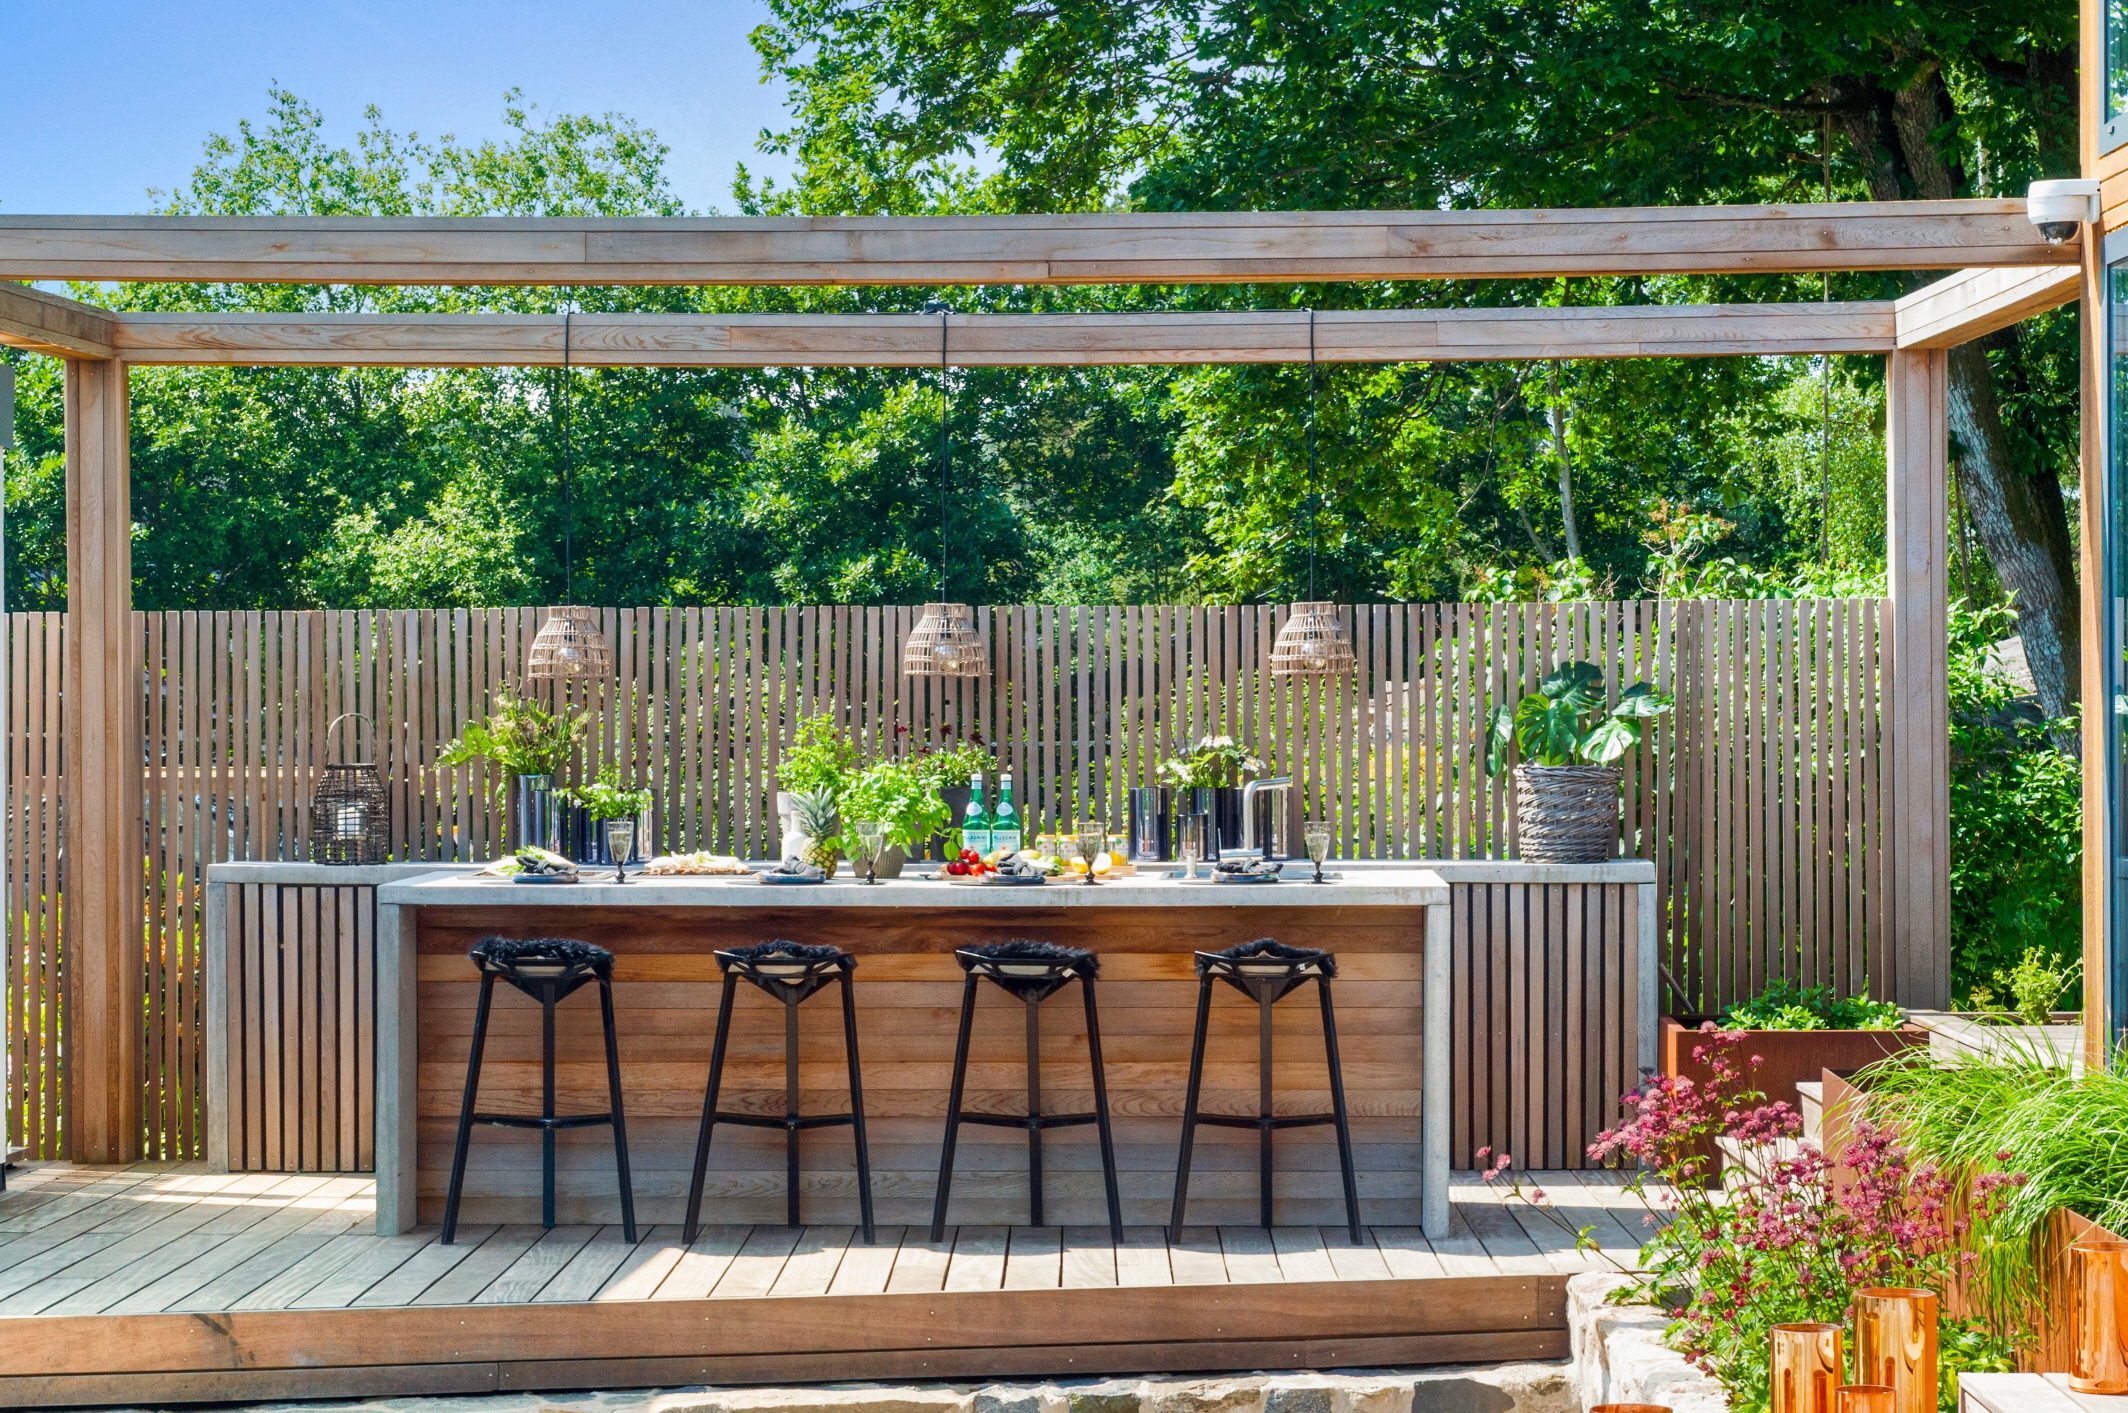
[961,772,992,855]
[991,772,1023,855]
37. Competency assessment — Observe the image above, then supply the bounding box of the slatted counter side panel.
[223,882,377,1172]
[1448,881,1639,1171]
[411,905,1430,1228]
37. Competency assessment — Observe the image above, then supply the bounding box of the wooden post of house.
[1885,348,1952,1011]
[63,356,141,1162]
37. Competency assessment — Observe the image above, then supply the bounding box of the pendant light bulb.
[527,605,613,681]
[904,601,984,678]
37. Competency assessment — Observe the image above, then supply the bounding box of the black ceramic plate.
[759,873,828,885]
[1212,872,1280,884]
[990,873,1049,885]
[510,872,580,885]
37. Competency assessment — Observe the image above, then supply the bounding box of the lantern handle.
[325,713,379,766]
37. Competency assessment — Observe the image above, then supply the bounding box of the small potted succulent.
[1484,661,1671,863]
[836,756,952,879]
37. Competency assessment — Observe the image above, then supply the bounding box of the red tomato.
[946,861,968,875]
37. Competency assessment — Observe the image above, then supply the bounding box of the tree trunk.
[1549,369,1581,561]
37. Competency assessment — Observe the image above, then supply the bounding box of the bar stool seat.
[443,936,636,1245]
[932,940,1123,1242]
[682,940,876,1244]
[1169,938,1361,1242]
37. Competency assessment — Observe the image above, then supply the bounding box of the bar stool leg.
[442,972,498,1245]
[600,977,638,1243]
[683,973,741,1244]
[1257,991,1275,1229]
[541,988,559,1230]
[1319,976,1363,1244]
[783,996,804,1229]
[1082,977,1124,1244]
[840,971,876,1245]
[1168,975,1214,1244]
[930,972,980,1242]
[1025,997,1044,1227]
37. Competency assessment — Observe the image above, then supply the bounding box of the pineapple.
[789,789,841,873]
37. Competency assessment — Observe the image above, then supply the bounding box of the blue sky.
[0,0,797,215]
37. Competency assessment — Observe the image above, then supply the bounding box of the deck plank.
[227,1231,378,1311]
[1003,1226,1063,1291]
[473,1226,598,1305]
[411,1226,543,1306]
[0,1187,255,1314]
[1113,1227,1173,1288]
[592,1226,688,1301]
[884,1229,955,1293]
[167,1212,367,1311]
[1268,1226,1337,1283]
[293,1228,446,1308]
[767,1226,855,1298]
[46,1183,315,1314]
[1215,1227,1283,1284]
[1166,1226,1227,1286]
[1454,1190,1555,1276]
[1319,1228,1393,1282]
[709,1226,804,1300]
[1060,1227,1118,1289]
[826,1227,905,1296]
[106,1203,347,1314]
[537,1226,644,1304]
[942,1226,1009,1292]
[1370,1226,1451,1281]
[649,1225,749,1300]
[354,1226,499,1307]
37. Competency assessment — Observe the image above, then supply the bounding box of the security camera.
[2027,179,2099,245]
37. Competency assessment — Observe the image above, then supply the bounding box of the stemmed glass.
[1304,819,1333,885]
[856,821,886,885]
[604,817,636,885]
[1178,812,1209,881]
[1074,820,1106,886]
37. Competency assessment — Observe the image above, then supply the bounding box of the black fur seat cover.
[468,935,615,979]
[1195,937,1336,978]
[958,938,1098,976]
[716,939,854,975]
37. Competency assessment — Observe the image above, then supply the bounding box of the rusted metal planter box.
[1660,1015,1928,1108]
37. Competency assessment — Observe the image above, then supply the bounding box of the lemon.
[1091,853,1113,875]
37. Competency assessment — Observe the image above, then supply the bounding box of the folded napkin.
[766,857,825,879]
[998,857,1049,878]
[1214,858,1284,877]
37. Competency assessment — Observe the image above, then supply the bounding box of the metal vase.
[511,773,559,854]
[2073,1241,2128,1394]
[1852,1288,1936,1413]
[1184,786,1246,859]
[1127,787,1172,862]
[1770,1323,1843,1413]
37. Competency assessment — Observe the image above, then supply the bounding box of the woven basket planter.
[1514,763,1623,863]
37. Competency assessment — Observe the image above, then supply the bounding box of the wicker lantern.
[903,602,984,678]
[526,605,612,681]
[1269,602,1356,677]
[310,713,389,865]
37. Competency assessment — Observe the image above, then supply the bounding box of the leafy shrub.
[1719,977,1902,1031]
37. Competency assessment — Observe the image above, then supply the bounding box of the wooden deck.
[0,1162,1656,1409]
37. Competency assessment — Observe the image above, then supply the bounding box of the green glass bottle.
[961,772,992,855]
[991,772,1023,855]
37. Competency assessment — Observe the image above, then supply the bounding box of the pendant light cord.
[561,303,574,603]
[927,300,950,601]
[1305,307,1319,601]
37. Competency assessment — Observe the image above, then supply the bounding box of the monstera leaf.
[1486,663,1673,773]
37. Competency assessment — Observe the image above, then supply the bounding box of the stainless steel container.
[1127,787,1172,861]
[1243,776,1294,860]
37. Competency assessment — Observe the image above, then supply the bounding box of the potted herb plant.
[565,764,655,867]
[439,689,590,853]
[1157,736,1265,856]
[1484,661,1671,863]
[836,756,952,879]
[775,712,861,858]
[1662,979,1926,1117]
[907,731,994,859]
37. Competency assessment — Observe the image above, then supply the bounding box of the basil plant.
[1485,661,1673,774]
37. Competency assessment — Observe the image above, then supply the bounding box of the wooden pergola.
[0,201,2081,1161]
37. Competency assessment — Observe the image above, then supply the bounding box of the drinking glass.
[1074,820,1106,885]
[856,821,887,885]
[603,817,635,885]
[1178,812,1210,880]
[1304,819,1334,884]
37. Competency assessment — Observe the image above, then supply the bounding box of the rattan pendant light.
[1269,310,1356,678]
[528,307,614,681]
[905,302,984,678]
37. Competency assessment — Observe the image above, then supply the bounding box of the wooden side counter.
[375,871,1453,1238]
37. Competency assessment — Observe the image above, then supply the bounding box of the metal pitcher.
[1127,787,1172,861]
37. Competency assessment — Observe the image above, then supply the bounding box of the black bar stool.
[683,941,876,1245]
[932,940,1123,1243]
[1169,938,1361,1243]
[442,936,636,1245]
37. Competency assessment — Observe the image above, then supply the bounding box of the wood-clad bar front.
[373,870,1459,1238]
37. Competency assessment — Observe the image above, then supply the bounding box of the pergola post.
[63,356,141,1162]
[1884,348,1952,1010]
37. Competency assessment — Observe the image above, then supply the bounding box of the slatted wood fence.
[2,599,1885,1161]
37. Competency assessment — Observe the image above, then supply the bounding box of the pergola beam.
[1893,264,2081,350]
[0,201,2068,286]
[0,283,116,360]
[108,302,1896,367]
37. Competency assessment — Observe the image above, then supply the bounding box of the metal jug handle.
[325,713,378,766]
